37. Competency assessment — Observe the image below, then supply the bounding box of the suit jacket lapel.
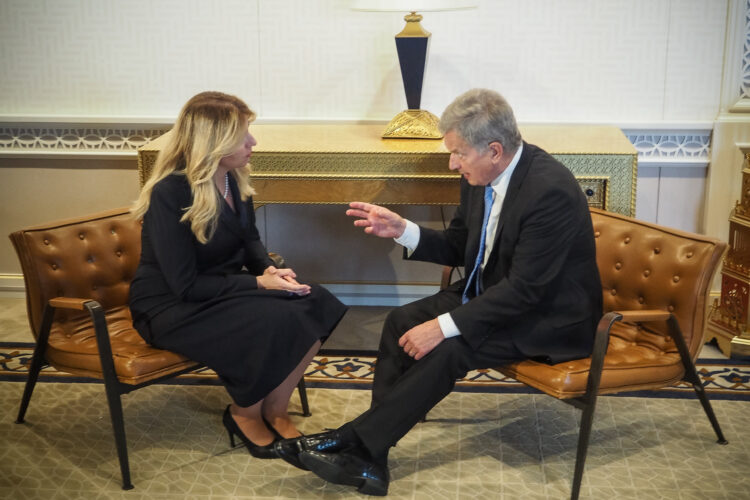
[491,141,532,248]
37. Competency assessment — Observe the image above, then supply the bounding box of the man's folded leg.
[290,338,476,495]
[369,289,461,407]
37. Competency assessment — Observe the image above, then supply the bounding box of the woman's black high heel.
[263,416,305,440]
[222,405,278,459]
[263,417,284,440]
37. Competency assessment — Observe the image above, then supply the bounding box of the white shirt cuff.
[393,219,420,255]
[437,312,461,338]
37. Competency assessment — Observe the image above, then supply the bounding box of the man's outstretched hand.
[346,201,407,239]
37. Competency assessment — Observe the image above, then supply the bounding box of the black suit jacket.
[130,173,274,322]
[409,142,602,363]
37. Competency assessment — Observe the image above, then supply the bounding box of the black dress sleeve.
[144,176,260,301]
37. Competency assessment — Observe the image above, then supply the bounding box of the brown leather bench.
[10,207,309,490]
[442,207,729,500]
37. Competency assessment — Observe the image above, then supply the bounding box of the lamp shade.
[351,0,477,12]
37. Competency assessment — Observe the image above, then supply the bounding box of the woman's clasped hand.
[256,266,311,295]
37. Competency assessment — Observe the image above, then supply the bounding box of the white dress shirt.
[394,143,523,338]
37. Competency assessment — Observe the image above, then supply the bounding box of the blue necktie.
[462,185,494,304]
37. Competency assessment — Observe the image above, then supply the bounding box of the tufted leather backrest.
[10,208,141,341]
[590,207,725,360]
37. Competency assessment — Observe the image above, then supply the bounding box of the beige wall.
[0,157,141,273]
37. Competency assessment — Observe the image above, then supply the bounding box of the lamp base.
[382,109,442,139]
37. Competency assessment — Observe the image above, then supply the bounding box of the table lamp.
[351,0,477,139]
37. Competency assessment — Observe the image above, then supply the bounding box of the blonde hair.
[132,91,257,243]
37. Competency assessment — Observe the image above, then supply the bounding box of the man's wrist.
[437,313,461,338]
[396,218,407,238]
[394,219,420,250]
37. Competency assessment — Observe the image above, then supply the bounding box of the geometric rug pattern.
[2,342,750,400]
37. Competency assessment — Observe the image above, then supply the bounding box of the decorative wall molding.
[1,122,712,168]
[0,126,168,156]
[623,131,711,167]
[727,0,750,112]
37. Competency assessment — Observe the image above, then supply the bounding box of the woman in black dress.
[129,91,347,458]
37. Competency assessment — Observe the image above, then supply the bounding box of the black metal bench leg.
[669,316,728,445]
[690,379,728,444]
[87,302,134,490]
[568,312,618,500]
[16,345,43,424]
[16,305,55,424]
[571,397,597,500]
[102,378,133,490]
[297,379,311,417]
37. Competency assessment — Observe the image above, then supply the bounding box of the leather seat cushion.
[45,305,198,385]
[499,322,684,399]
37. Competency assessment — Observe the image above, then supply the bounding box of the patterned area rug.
[2,342,749,400]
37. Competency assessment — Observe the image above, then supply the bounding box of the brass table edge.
[249,173,460,180]
[629,155,638,217]
[250,200,459,206]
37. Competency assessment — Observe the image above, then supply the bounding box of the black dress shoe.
[299,449,389,496]
[274,428,352,470]
[274,437,309,470]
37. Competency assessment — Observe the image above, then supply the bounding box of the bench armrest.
[48,297,98,311]
[612,309,671,323]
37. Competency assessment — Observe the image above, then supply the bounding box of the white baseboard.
[320,283,440,306]
[0,274,25,298]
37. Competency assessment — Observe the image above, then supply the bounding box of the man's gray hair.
[438,88,522,154]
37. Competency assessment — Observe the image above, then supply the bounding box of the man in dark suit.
[274,89,602,495]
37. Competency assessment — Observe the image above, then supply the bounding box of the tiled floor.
[2,297,748,499]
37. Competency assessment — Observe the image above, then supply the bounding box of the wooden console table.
[137,124,637,216]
